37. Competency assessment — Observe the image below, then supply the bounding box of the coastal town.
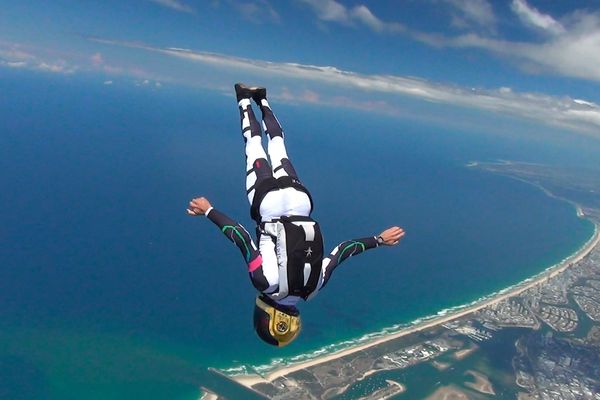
[202,162,600,400]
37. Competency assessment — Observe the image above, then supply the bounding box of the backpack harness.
[251,176,324,300]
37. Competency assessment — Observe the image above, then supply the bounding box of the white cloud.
[281,87,319,103]
[300,0,349,23]
[351,5,379,28]
[565,108,600,127]
[133,78,163,88]
[300,0,404,33]
[0,47,36,61]
[0,43,79,74]
[91,37,600,136]
[511,0,565,35]
[1,60,27,68]
[235,0,280,24]
[414,8,600,83]
[444,0,496,32]
[104,80,113,85]
[38,62,64,73]
[39,61,77,74]
[148,0,194,14]
[298,1,597,86]
[350,5,399,33]
[0,55,76,74]
[573,99,597,107]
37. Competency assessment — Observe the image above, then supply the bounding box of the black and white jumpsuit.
[205,96,380,307]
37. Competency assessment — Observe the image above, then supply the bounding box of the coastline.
[232,220,599,387]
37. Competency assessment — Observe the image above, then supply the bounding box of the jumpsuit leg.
[235,98,279,293]
[238,98,273,205]
[256,98,300,180]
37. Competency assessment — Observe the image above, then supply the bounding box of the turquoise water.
[0,71,595,398]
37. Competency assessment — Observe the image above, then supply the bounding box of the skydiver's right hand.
[187,197,212,216]
[378,226,405,246]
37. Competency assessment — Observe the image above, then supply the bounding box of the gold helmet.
[253,295,301,347]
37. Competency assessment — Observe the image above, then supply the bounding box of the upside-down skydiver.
[187,84,405,346]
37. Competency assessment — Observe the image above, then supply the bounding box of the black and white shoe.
[235,83,254,102]
[252,87,267,104]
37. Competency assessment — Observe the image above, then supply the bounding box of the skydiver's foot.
[252,87,267,104]
[235,83,254,102]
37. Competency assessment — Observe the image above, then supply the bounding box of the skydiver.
[187,84,405,346]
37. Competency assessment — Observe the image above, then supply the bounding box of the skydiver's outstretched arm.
[188,197,261,266]
[187,198,267,288]
[319,226,405,290]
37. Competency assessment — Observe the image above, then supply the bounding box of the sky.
[1,0,600,139]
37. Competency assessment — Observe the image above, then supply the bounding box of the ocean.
[0,71,595,399]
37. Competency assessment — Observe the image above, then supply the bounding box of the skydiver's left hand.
[187,197,212,216]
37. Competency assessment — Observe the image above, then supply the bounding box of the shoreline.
[232,220,599,387]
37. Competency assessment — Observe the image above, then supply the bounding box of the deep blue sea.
[0,71,596,399]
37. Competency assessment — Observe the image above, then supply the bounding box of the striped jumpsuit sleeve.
[319,236,380,290]
[205,208,271,291]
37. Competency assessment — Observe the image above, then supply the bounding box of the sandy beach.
[233,221,599,387]
[199,387,218,400]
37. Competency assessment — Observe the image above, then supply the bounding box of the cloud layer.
[299,0,404,33]
[0,46,77,74]
[300,0,600,84]
[2,1,599,138]
[89,37,600,136]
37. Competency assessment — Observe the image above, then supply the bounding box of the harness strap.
[250,176,314,224]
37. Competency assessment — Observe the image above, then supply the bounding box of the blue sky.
[1,0,600,138]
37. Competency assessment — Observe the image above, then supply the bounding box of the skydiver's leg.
[254,93,312,217]
[238,97,272,205]
[255,96,300,180]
